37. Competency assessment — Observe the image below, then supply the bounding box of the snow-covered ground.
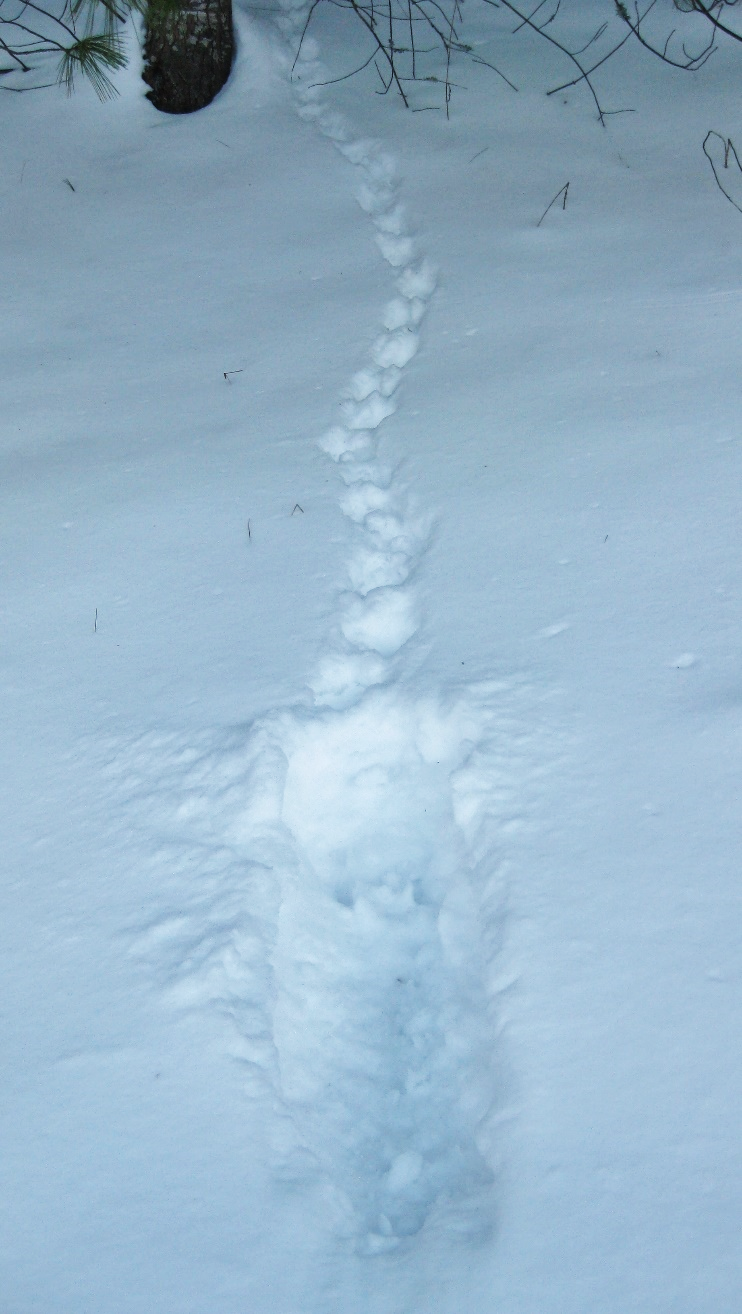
[2,2,742,1309]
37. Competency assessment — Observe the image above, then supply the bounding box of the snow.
[2,1,742,1309]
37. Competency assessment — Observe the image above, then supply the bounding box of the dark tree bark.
[142,0,234,114]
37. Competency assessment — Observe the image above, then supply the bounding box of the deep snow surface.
[2,2,742,1310]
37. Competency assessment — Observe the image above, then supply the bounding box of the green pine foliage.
[0,0,134,97]
[57,31,128,99]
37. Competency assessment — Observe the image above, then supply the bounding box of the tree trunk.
[143,0,234,114]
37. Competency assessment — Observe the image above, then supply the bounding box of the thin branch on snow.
[703,129,742,214]
[536,179,569,225]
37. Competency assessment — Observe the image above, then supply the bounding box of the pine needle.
[57,31,127,99]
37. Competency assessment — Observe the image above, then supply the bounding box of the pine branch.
[57,29,126,98]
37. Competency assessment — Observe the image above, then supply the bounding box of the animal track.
[108,1,559,1259]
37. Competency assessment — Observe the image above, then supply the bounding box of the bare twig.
[703,129,742,214]
[685,0,742,47]
[299,0,644,118]
[489,0,611,123]
[547,3,640,97]
[511,0,553,34]
[536,179,569,225]
[470,53,518,91]
[615,0,718,70]
[296,0,476,109]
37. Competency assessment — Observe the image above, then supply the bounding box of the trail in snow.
[285,20,438,710]
[110,6,558,1255]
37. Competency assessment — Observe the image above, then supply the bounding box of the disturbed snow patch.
[278,14,440,710]
[102,3,561,1259]
[110,678,546,1252]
